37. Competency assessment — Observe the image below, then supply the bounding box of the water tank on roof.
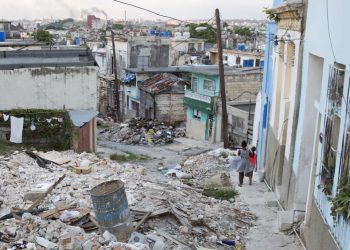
[174,32,181,38]
[75,37,81,45]
[237,44,246,51]
[0,32,6,42]
[183,32,190,39]
[160,31,169,38]
[149,30,156,36]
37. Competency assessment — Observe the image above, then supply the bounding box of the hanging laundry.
[10,116,24,144]
[3,114,9,122]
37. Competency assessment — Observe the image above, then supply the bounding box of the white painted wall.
[0,67,98,111]
[292,0,350,248]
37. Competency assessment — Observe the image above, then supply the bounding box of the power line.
[326,0,336,62]
[111,0,191,24]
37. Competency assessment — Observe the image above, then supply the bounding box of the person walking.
[246,146,257,185]
[236,140,250,187]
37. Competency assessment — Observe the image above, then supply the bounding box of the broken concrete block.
[103,231,117,243]
[5,226,17,237]
[146,234,165,250]
[24,183,53,202]
[82,240,94,250]
[36,236,58,249]
[75,166,92,174]
[179,226,189,234]
[59,234,72,247]
[277,211,294,231]
[128,232,147,244]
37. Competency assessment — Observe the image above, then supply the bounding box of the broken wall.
[0,67,98,111]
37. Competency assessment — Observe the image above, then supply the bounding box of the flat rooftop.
[0,48,97,70]
[125,65,263,76]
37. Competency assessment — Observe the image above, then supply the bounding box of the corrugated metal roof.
[69,110,98,127]
[139,73,190,94]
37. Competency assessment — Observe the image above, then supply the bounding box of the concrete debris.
[99,118,186,145]
[0,148,255,249]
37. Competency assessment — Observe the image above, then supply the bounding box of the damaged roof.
[139,73,190,94]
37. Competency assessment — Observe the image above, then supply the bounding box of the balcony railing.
[185,90,212,103]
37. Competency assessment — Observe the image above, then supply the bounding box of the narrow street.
[98,136,303,249]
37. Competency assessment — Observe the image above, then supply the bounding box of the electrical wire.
[111,0,191,24]
[326,0,336,62]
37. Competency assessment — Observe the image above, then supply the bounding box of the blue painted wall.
[256,19,278,169]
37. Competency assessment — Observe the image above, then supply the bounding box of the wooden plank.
[134,211,152,231]
[28,174,66,210]
[156,230,190,247]
[39,204,76,219]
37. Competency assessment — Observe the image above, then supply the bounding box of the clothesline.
[0,111,67,116]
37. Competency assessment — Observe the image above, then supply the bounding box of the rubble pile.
[99,118,186,145]
[181,148,238,187]
[0,149,254,249]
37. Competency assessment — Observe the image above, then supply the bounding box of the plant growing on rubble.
[203,183,238,201]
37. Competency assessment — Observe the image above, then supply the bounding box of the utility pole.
[216,8,229,148]
[111,30,121,121]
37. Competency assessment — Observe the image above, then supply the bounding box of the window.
[137,56,149,68]
[236,56,241,65]
[203,79,213,92]
[197,43,202,51]
[224,56,228,61]
[193,109,201,119]
[191,77,198,92]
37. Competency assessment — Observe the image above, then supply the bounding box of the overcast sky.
[0,0,272,21]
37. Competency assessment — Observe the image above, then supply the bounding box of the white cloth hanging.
[3,114,9,121]
[10,116,24,143]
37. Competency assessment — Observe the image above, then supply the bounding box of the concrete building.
[290,1,350,249]
[122,67,190,119]
[138,73,189,124]
[256,0,283,172]
[184,66,262,143]
[210,48,265,68]
[0,48,99,152]
[169,34,205,66]
[260,0,306,215]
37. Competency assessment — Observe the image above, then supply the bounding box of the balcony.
[184,90,215,113]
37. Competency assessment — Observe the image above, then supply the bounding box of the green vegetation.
[33,29,52,43]
[220,151,229,159]
[0,109,74,151]
[235,26,252,37]
[203,183,238,200]
[112,23,125,30]
[187,23,216,43]
[0,142,21,155]
[331,179,350,220]
[110,151,151,162]
[263,7,280,23]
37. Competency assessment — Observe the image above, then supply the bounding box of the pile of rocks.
[99,118,186,145]
[0,149,254,249]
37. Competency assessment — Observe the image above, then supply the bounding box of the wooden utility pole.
[111,30,121,121]
[216,8,229,148]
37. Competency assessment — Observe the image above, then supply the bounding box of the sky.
[0,0,272,21]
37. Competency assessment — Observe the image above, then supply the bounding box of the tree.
[34,29,52,43]
[112,23,124,30]
[187,23,216,43]
[235,26,252,37]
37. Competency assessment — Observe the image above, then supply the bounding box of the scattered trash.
[99,118,186,145]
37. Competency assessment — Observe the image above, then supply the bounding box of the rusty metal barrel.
[90,180,132,242]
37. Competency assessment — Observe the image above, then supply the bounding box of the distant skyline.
[0,0,272,21]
